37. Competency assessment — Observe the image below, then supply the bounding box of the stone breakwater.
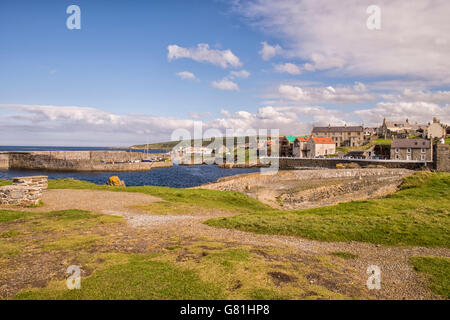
[0,176,48,206]
[196,168,413,210]
[0,151,172,172]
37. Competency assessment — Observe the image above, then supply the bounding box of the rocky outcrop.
[106,176,126,187]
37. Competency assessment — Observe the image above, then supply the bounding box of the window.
[407,148,411,153]
[395,148,399,153]
[407,154,411,160]
[421,148,425,153]
[421,154,426,160]
[395,154,400,160]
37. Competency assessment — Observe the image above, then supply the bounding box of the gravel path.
[12,189,162,214]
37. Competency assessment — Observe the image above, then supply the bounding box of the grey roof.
[384,121,427,130]
[391,139,430,148]
[312,126,363,133]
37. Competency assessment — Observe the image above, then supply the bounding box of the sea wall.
[5,151,172,172]
[277,158,431,170]
[0,176,47,206]
[196,168,412,210]
[202,168,412,191]
[0,153,9,169]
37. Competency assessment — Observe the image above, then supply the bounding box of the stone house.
[307,137,336,157]
[427,118,446,140]
[379,118,427,139]
[292,136,335,158]
[390,139,432,161]
[311,125,364,147]
[292,136,310,158]
[279,135,305,157]
[364,127,378,140]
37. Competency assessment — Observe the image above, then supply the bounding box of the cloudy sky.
[1,0,449,146]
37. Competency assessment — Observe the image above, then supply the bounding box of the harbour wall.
[0,153,9,169]
[2,151,172,172]
[276,157,432,170]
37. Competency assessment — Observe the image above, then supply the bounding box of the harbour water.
[0,146,258,188]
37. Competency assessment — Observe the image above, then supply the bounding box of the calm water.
[0,146,259,187]
[0,165,258,188]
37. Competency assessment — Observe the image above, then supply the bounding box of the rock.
[336,162,360,169]
[106,176,126,187]
[218,163,233,169]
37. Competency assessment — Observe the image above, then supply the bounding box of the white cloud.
[355,102,450,126]
[189,112,211,119]
[211,79,240,91]
[259,42,283,61]
[277,83,375,104]
[168,43,242,68]
[274,63,301,75]
[1,101,448,146]
[0,104,196,146]
[211,106,308,134]
[235,0,450,83]
[229,70,250,79]
[176,71,199,81]
[389,89,450,104]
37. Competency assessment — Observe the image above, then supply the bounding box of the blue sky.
[1,0,449,146]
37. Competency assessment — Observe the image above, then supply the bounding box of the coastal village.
[172,117,450,168]
[279,117,449,160]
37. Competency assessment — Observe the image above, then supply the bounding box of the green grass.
[337,138,392,154]
[43,234,104,251]
[14,254,225,300]
[205,172,450,247]
[0,180,12,187]
[410,256,450,298]
[445,138,450,145]
[330,252,358,260]
[48,178,272,214]
[372,138,392,145]
[0,210,35,222]
[0,230,21,238]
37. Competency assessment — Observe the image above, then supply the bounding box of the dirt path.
[13,189,162,214]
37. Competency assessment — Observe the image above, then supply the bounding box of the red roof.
[311,137,334,144]
[296,136,310,142]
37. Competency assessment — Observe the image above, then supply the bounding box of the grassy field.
[337,138,392,154]
[0,180,12,187]
[0,206,356,300]
[205,172,450,247]
[410,256,450,298]
[48,178,273,215]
